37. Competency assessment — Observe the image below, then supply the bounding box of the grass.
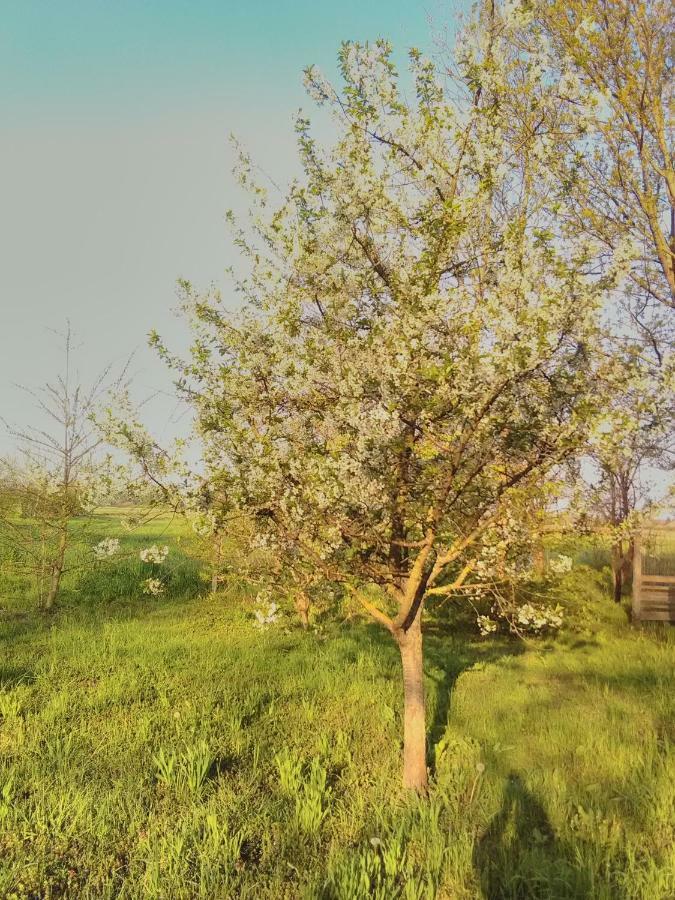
[0,513,674,898]
[641,527,675,577]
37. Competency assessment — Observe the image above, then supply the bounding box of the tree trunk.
[210,533,223,594]
[612,541,626,604]
[396,615,427,793]
[294,592,310,629]
[44,525,68,611]
[532,542,546,577]
[613,563,623,604]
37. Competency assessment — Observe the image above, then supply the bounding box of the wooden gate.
[633,523,675,623]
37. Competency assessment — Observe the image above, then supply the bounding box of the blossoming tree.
[152,19,619,790]
[586,350,673,602]
[513,0,674,332]
[470,0,674,606]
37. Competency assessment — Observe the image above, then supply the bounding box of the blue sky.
[1,1,454,452]
[2,1,440,120]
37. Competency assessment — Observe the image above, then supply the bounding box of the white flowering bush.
[139,545,169,564]
[141,577,165,596]
[477,602,564,637]
[515,603,564,633]
[93,537,120,560]
[253,592,281,629]
[477,615,498,636]
[549,555,573,576]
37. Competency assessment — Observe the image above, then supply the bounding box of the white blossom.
[139,545,169,564]
[477,615,498,636]
[253,592,281,628]
[514,602,564,633]
[93,537,120,559]
[549,555,573,576]
[142,577,165,596]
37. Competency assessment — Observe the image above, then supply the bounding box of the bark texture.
[294,592,310,629]
[396,615,427,793]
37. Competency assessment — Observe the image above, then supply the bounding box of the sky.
[1,0,454,454]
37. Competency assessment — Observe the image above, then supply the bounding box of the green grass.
[642,528,675,577]
[0,514,674,898]
[0,509,205,614]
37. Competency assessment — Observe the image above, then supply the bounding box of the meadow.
[0,512,674,899]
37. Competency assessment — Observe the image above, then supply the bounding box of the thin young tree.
[0,327,127,610]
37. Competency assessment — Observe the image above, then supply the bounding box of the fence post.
[632,530,642,621]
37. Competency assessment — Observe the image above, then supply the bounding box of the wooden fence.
[633,523,675,623]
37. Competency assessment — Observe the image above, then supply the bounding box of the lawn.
[0,514,674,898]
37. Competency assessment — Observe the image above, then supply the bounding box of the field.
[1,513,674,899]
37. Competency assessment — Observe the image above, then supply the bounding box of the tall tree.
[151,20,618,790]
[496,0,674,594]
[520,0,674,323]
[588,347,673,602]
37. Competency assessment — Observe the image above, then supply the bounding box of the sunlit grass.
[0,515,673,898]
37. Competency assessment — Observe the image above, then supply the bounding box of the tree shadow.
[330,620,526,777]
[424,627,524,772]
[0,581,209,650]
[473,772,593,899]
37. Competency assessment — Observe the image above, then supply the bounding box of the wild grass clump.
[153,741,216,797]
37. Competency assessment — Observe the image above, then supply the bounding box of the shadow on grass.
[206,752,239,783]
[424,625,524,773]
[326,616,525,777]
[473,772,593,899]
[73,554,205,607]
